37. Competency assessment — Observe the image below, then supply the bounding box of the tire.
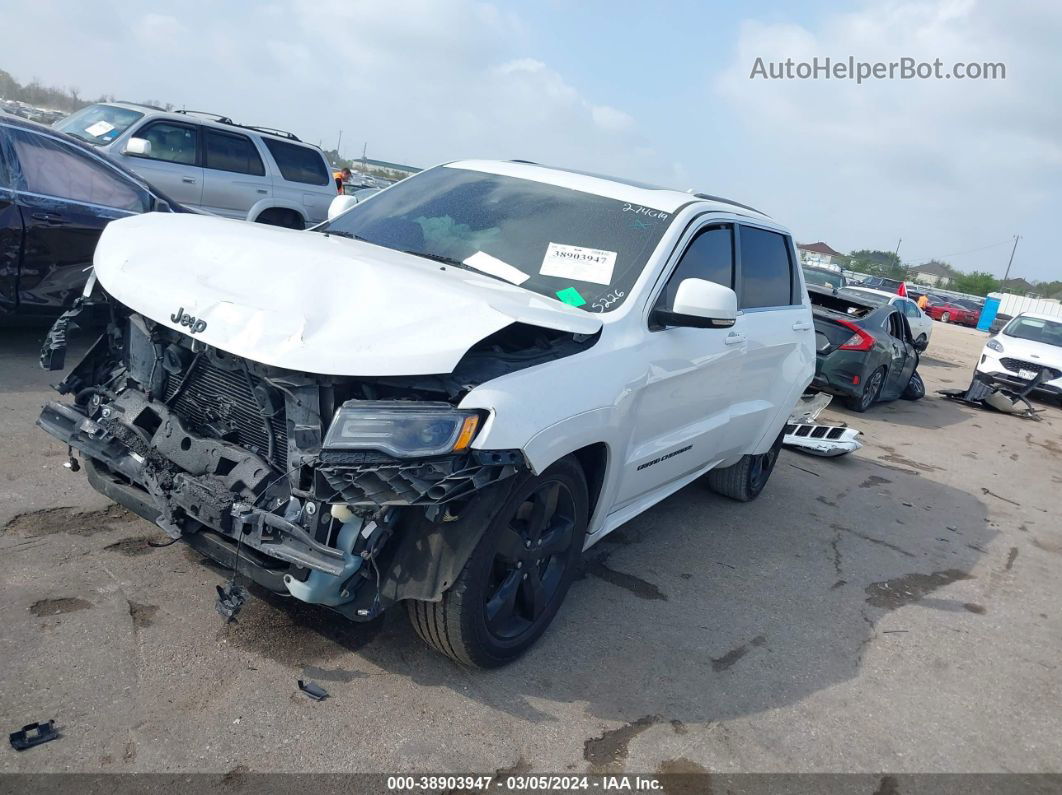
[940,311,951,323]
[845,366,886,413]
[406,456,588,667]
[706,431,784,503]
[254,208,304,230]
[901,370,925,400]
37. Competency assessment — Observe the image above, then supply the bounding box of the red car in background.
[924,299,979,326]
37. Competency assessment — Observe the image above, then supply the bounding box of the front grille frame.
[999,358,1061,381]
[162,354,289,469]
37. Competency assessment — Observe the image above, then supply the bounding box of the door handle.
[181,177,197,184]
[724,332,747,345]
[792,321,813,331]
[256,188,268,194]
[31,211,65,225]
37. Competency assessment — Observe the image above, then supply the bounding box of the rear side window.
[135,121,198,165]
[901,300,920,319]
[739,226,794,309]
[0,131,11,189]
[8,128,149,212]
[262,139,328,185]
[659,224,734,311]
[204,129,265,175]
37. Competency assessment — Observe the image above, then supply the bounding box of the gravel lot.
[1,319,1060,775]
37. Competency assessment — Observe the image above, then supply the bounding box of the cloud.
[712,0,1062,275]
[0,0,659,177]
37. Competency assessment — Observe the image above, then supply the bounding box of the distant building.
[797,242,845,267]
[910,261,952,287]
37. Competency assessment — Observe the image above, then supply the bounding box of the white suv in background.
[54,103,335,228]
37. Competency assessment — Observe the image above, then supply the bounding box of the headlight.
[323,401,481,457]
[986,338,1004,352]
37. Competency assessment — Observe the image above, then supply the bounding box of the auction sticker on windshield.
[540,243,617,286]
[85,120,115,137]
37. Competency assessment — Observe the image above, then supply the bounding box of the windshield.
[1002,316,1062,348]
[317,165,673,312]
[55,104,144,146]
[802,267,844,290]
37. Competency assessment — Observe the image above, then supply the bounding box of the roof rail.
[174,109,234,124]
[241,124,301,142]
[115,100,167,111]
[693,192,769,217]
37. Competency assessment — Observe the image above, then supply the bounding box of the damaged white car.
[37,160,814,666]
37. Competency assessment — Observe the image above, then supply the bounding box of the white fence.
[989,292,1062,319]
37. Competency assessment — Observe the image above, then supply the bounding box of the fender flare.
[244,199,306,224]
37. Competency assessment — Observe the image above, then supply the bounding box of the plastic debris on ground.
[783,393,863,457]
[297,680,329,701]
[9,720,59,751]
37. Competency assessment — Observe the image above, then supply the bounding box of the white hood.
[92,213,602,376]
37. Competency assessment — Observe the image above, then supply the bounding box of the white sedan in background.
[841,286,934,348]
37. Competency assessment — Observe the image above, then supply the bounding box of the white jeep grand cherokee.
[38,160,814,667]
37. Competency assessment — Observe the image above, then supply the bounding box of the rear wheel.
[406,456,588,667]
[254,208,304,229]
[706,431,784,502]
[940,311,951,323]
[846,366,885,412]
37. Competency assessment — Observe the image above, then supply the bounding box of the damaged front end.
[36,298,587,620]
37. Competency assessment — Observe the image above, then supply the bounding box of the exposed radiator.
[163,357,288,468]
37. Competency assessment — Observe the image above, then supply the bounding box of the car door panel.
[0,189,22,314]
[200,129,271,218]
[880,311,911,399]
[615,221,745,508]
[119,120,203,207]
[6,125,146,313]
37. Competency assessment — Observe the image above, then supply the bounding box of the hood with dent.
[92,213,602,376]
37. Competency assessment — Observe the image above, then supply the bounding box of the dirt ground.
[1,319,1060,775]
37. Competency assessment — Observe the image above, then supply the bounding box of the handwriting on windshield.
[621,203,669,221]
[592,290,626,312]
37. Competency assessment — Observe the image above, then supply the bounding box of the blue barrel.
[977,296,1000,331]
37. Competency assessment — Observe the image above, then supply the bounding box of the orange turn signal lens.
[452,415,480,452]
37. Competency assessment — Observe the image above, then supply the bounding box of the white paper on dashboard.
[539,243,616,286]
[463,251,530,285]
[85,121,115,137]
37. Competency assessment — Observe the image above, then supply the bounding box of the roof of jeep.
[446,159,774,222]
[98,102,320,149]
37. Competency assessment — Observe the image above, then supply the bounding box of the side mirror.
[912,335,929,352]
[122,137,152,157]
[653,278,737,329]
[327,194,359,221]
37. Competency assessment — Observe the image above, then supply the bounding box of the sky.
[1,0,1059,281]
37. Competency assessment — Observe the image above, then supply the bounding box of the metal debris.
[783,393,863,457]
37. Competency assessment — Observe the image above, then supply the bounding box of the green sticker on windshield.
[555,287,586,307]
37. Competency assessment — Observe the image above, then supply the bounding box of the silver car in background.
[55,102,335,229]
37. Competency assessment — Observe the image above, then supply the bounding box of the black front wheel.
[406,456,588,667]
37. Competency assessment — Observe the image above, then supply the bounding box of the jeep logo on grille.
[170,306,207,335]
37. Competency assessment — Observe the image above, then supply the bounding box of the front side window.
[204,129,265,175]
[739,225,794,309]
[135,122,198,165]
[262,139,329,185]
[54,103,144,146]
[318,165,674,312]
[9,128,148,212]
[658,225,733,311]
[1003,316,1062,348]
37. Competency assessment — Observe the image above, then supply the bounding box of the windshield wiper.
[401,249,467,268]
[321,229,363,240]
